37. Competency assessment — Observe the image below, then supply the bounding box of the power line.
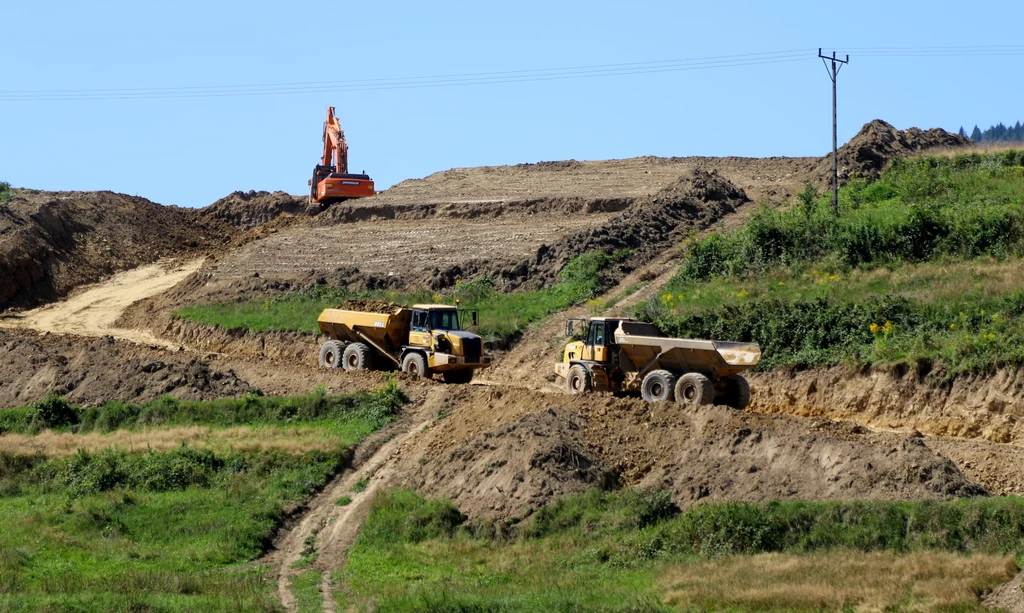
[2,45,1022,102]
[2,49,812,95]
[0,50,814,101]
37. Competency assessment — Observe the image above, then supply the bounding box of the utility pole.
[819,49,848,216]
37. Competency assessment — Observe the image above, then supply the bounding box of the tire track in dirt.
[0,258,204,347]
[269,388,446,612]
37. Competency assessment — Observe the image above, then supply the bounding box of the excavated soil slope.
[0,330,249,408]
[750,366,1024,444]
[372,155,817,206]
[138,168,751,318]
[0,191,233,311]
[385,385,984,518]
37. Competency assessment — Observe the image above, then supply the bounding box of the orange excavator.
[309,106,375,204]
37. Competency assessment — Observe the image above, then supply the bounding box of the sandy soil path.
[0,259,203,346]
[269,389,444,612]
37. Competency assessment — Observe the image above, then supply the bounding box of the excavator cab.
[310,167,374,204]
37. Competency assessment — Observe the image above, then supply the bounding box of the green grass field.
[0,382,405,611]
[641,151,1024,375]
[175,250,626,344]
[339,488,1023,612]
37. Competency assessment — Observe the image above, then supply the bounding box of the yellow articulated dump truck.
[316,302,491,383]
[554,317,760,409]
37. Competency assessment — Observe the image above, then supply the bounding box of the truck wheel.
[318,340,346,369]
[401,353,428,378]
[566,365,591,394]
[442,369,474,384]
[675,373,714,407]
[722,375,751,410]
[343,342,372,372]
[641,370,676,402]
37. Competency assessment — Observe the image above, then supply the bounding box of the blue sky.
[2,0,1021,207]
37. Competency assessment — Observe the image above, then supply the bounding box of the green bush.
[357,490,466,547]
[525,489,680,539]
[647,151,1024,373]
[654,498,1024,557]
[650,295,922,369]
[29,393,78,431]
[22,445,346,500]
[673,152,1024,284]
[1,383,407,436]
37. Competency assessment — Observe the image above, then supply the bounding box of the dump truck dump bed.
[317,307,411,354]
[612,320,760,376]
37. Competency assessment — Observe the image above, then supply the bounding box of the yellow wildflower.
[882,321,894,335]
[778,281,785,287]
[992,313,1001,321]
[869,323,880,335]
[737,289,749,298]
[986,332,996,341]
[950,323,957,330]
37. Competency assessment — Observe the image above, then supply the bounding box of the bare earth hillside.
[0,191,232,310]
[7,119,1022,610]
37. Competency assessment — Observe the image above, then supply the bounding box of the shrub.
[29,393,79,431]
[358,490,466,547]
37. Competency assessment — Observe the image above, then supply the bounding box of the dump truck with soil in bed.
[317,302,491,383]
[554,317,760,408]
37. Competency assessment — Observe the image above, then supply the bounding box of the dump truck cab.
[555,317,760,409]
[404,304,488,376]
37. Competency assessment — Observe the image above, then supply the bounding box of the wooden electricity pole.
[819,49,849,215]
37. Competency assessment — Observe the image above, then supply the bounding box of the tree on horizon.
[968,121,1024,143]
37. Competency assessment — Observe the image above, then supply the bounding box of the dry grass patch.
[925,143,1024,158]
[0,425,341,457]
[863,258,1024,304]
[660,550,1016,612]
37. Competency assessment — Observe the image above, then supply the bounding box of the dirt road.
[270,390,443,613]
[0,258,203,347]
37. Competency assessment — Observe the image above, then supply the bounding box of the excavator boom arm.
[321,106,349,174]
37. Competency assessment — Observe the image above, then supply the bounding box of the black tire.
[442,369,474,384]
[641,369,676,402]
[722,375,752,410]
[566,364,592,394]
[401,352,428,378]
[342,342,372,372]
[675,373,714,407]
[318,340,346,369]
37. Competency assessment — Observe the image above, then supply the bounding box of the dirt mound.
[819,119,972,182]
[335,299,404,313]
[197,190,309,230]
[386,386,983,518]
[983,570,1024,613]
[0,330,250,408]
[0,191,233,311]
[407,407,611,517]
